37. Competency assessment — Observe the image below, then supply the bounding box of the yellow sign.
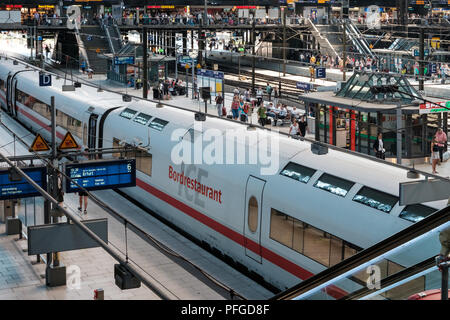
[196,63,201,69]
[369,44,373,49]
[96,48,101,53]
[58,132,80,150]
[185,64,190,69]
[29,134,50,152]
[38,5,55,9]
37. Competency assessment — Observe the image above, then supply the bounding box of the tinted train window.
[314,173,354,197]
[280,162,316,184]
[353,186,398,213]
[149,118,169,131]
[399,204,436,223]
[119,108,137,119]
[133,113,152,125]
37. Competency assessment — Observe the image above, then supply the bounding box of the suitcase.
[222,107,227,116]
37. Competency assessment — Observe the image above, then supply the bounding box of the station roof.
[301,71,441,114]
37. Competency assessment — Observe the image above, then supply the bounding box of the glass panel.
[133,113,152,125]
[399,204,436,223]
[248,196,258,233]
[280,162,316,184]
[353,186,398,213]
[119,108,137,119]
[329,236,343,267]
[149,118,169,131]
[269,209,293,248]
[292,218,304,253]
[313,173,354,197]
[303,225,331,266]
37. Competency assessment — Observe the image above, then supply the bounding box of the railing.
[272,205,450,300]
[307,18,339,60]
[101,19,116,55]
[73,24,91,71]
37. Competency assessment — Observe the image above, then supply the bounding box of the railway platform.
[0,111,274,300]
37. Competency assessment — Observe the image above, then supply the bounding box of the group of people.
[120,10,304,27]
[373,128,448,174]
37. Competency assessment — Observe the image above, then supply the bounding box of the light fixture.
[194,112,206,121]
[311,142,328,155]
[62,85,75,91]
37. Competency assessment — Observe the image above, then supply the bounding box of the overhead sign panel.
[114,56,135,65]
[0,166,47,200]
[29,134,50,152]
[399,179,450,206]
[65,159,136,193]
[315,67,326,79]
[297,82,313,91]
[27,219,108,255]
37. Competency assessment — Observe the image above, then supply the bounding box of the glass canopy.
[336,71,423,105]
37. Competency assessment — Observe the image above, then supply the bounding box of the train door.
[88,114,98,153]
[243,176,266,263]
[5,74,12,114]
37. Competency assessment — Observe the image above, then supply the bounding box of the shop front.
[302,72,448,163]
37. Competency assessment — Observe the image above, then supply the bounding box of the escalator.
[272,205,450,300]
[343,20,376,60]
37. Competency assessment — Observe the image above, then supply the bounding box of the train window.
[313,173,354,197]
[303,226,331,266]
[353,186,398,213]
[270,208,362,267]
[399,204,436,223]
[248,196,258,233]
[133,113,152,125]
[119,108,137,120]
[270,209,293,248]
[149,118,169,131]
[280,162,316,184]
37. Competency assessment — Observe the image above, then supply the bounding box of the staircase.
[342,19,376,60]
[79,25,110,73]
[307,18,339,60]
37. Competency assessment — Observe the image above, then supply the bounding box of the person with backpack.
[215,93,224,117]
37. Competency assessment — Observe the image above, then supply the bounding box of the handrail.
[101,19,115,55]
[307,18,339,59]
[74,24,91,71]
[271,205,450,300]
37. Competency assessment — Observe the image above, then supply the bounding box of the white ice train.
[0,57,447,297]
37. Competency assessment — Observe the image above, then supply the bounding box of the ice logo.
[366,5,381,30]
[66,5,81,30]
[366,265,381,290]
[67,265,81,290]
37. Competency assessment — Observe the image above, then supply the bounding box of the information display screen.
[0,166,47,200]
[65,159,136,193]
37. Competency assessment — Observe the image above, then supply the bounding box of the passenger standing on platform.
[233,87,240,97]
[81,60,86,74]
[435,127,447,164]
[298,115,308,137]
[273,87,279,106]
[215,93,224,117]
[431,138,440,174]
[289,119,299,137]
[266,83,273,102]
[258,103,267,127]
[256,87,263,106]
[244,89,250,102]
[231,96,240,120]
[373,132,386,160]
[309,65,315,82]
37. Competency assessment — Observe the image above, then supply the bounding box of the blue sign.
[197,69,224,79]
[430,63,437,74]
[414,49,429,57]
[296,82,312,91]
[114,56,135,65]
[37,36,43,41]
[65,159,136,193]
[39,73,52,87]
[315,67,326,79]
[0,167,47,200]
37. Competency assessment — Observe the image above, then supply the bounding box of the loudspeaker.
[114,264,141,290]
[200,87,210,100]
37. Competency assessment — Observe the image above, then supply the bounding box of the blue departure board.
[0,166,47,200]
[65,159,136,193]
